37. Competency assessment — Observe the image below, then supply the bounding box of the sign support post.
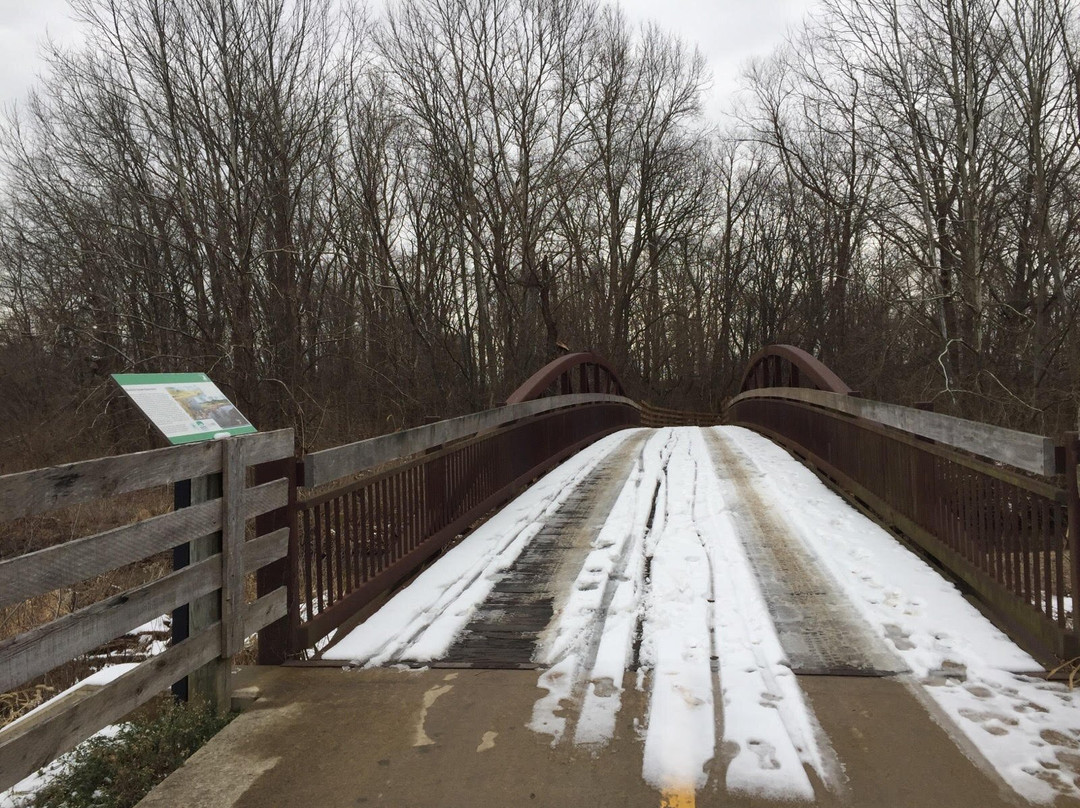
[113,373,255,711]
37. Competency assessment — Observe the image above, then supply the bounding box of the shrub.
[31,700,233,808]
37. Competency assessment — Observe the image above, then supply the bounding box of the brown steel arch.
[738,344,852,395]
[505,352,626,404]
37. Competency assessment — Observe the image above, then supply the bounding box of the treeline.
[1,0,1078,468]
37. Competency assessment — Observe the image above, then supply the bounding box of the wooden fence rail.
[0,429,294,794]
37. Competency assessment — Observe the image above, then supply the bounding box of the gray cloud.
[0,0,816,116]
[0,0,83,109]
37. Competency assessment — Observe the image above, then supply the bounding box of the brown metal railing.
[290,399,639,651]
[505,352,625,403]
[728,389,1077,661]
[639,402,723,428]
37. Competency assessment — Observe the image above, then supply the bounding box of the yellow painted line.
[660,788,695,808]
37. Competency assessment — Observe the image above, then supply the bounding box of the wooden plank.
[246,478,288,518]
[303,394,639,488]
[0,499,219,608]
[239,429,295,467]
[728,387,1058,476]
[0,429,290,525]
[243,527,289,572]
[0,478,287,609]
[0,441,219,523]
[243,588,288,637]
[220,439,246,659]
[0,626,220,793]
[0,556,220,694]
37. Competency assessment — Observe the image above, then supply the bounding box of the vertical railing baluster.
[1056,498,1066,628]
[302,506,315,622]
[312,502,326,613]
[1042,496,1052,620]
[332,497,344,605]
[1065,434,1080,638]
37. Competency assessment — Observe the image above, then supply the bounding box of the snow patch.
[324,430,642,664]
[720,425,1080,804]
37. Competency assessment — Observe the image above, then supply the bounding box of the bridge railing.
[0,430,294,793]
[290,394,641,652]
[727,383,1077,661]
[639,402,723,428]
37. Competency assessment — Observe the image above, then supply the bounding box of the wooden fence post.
[171,470,225,705]
[218,437,246,711]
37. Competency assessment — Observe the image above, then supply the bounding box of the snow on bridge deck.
[323,426,1080,804]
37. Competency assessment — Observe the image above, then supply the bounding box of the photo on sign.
[165,384,250,429]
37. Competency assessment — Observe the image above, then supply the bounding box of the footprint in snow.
[747,739,781,770]
[674,684,706,708]
[958,707,1019,728]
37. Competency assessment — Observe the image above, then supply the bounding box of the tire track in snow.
[531,428,840,799]
[690,428,833,799]
[639,430,718,791]
[572,431,674,744]
[530,429,675,745]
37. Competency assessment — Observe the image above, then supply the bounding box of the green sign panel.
[112,373,256,444]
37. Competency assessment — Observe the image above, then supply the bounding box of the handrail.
[292,396,641,649]
[506,352,625,403]
[739,344,852,395]
[302,393,639,488]
[727,345,1076,661]
[730,387,1059,477]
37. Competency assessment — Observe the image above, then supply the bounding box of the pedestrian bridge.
[3,346,1080,806]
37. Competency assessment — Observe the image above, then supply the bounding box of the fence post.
[218,437,246,713]
[1066,433,1080,650]
[171,460,228,707]
[255,454,298,664]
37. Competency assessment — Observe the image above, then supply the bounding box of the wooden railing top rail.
[302,393,640,488]
[729,387,1058,477]
[0,430,293,523]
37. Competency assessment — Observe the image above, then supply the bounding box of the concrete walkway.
[137,665,1029,808]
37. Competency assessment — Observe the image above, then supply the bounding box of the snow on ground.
[691,429,832,799]
[323,429,643,665]
[531,430,671,745]
[636,431,717,792]
[720,425,1080,804]
[0,664,136,808]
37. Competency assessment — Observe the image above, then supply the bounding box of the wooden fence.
[0,430,294,793]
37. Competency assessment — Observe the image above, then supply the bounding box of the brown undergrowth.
[1,486,175,729]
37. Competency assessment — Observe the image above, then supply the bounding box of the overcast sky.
[0,0,818,120]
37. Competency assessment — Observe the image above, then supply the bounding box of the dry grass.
[1,482,276,731]
[1,486,176,729]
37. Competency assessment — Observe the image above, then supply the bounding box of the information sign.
[112,373,256,444]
